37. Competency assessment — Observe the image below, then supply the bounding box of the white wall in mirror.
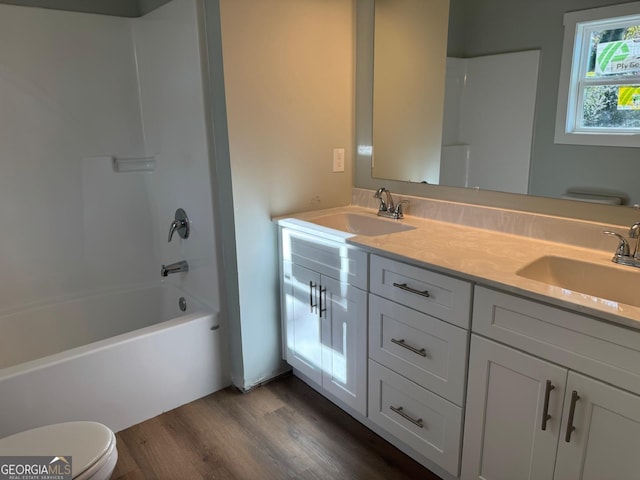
[441,50,540,194]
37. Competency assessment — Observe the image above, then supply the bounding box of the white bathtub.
[0,284,229,438]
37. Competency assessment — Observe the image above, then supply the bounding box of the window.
[555,2,640,146]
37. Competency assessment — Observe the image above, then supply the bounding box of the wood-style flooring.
[112,375,442,480]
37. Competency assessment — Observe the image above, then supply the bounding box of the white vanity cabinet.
[462,286,640,480]
[279,227,368,415]
[367,254,472,477]
[553,372,640,480]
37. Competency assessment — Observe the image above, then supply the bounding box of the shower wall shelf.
[112,156,156,173]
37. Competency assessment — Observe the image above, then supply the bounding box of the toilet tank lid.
[0,421,115,477]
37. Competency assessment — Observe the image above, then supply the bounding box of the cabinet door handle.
[309,281,317,313]
[393,282,430,298]
[389,405,424,429]
[564,390,580,443]
[541,380,555,431]
[319,286,327,318]
[391,338,428,358]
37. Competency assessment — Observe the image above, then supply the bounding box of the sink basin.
[516,256,640,307]
[311,212,416,236]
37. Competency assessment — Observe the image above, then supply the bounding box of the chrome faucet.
[629,221,640,259]
[603,224,640,268]
[374,187,394,213]
[373,187,408,219]
[161,260,189,277]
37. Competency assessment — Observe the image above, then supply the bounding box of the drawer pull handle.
[391,338,428,357]
[565,390,580,443]
[390,405,424,429]
[541,380,555,431]
[393,282,430,298]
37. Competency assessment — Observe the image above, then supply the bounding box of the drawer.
[370,255,472,328]
[474,286,640,396]
[369,294,468,405]
[280,227,368,289]
[368,360,462,477]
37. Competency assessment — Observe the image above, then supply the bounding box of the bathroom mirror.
[367,0,640,206]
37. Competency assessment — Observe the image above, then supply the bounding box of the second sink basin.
[311,212,416,236]
[516,255,640,307]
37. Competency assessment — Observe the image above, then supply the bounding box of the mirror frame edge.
[354,0,638,227]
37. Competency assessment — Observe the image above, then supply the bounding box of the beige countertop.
[277,205,640,330]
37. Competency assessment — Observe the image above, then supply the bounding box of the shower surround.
[0,0,229,434]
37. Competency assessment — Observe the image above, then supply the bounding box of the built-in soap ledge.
[112,155,156,173]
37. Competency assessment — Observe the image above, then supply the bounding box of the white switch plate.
[333,148,345,172]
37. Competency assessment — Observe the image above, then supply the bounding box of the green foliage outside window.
[582,85,640,127]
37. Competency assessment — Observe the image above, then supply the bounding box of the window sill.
[554,129,640,148]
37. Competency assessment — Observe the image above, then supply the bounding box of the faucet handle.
[394,200,409,218]
[168,220,182,242]
[168,208,190,242]
[603,230,631,257]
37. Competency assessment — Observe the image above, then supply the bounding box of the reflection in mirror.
[371,0,449,183]
[372,0,539,193]
[440,51,540,194]
[366,0,640,206]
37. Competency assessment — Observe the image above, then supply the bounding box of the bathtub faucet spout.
[161,260,189,277]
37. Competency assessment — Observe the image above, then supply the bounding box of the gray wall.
[0,0,171,16]
[449,0,640,204]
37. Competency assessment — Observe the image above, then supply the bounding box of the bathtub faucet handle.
[168,208,190,242]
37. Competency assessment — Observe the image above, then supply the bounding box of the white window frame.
[555,2,640,147]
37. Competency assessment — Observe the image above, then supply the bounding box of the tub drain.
[178,297,187,311]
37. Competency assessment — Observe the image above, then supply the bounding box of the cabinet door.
[320,274,368,415]
[462,335,567,480]
[283,262,322,385]
[554,372,640,480]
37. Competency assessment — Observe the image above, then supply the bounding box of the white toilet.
[0,421,118,480]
